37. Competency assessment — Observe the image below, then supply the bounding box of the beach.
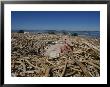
[11,32,100,77]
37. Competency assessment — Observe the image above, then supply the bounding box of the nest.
[11,33,100,77]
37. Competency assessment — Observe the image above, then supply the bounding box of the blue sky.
[11,11,100,31]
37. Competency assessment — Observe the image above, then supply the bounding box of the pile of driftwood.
[11,33,100,77]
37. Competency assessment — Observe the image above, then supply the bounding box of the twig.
[25,59,39,69]
[60,60,68,77]
[71,68,82,72]
[67,52,91,77]
[65,71,76,77]
[45,67,51,77]
[14,60,26,72]
[75,60,91,77]
[81,38,99,52]
[81,60,100,70]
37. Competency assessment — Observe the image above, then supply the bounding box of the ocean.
[70,31,100,38]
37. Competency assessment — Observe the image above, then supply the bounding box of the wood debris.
[11,33,100,77]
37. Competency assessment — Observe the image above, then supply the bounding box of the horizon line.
[11,29,100,32]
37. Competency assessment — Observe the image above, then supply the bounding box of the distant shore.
[11,30,100,38]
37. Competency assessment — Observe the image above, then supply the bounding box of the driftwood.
[25,59,39,69]
[74,60,91,77]
[60,60,68,77]
[14,60,26,72]
[81,38,99,52]
[11,33,100,77]
[67,52,91,77]
[65,71,76,77]
[81,60,100,70]
[44,67,51,77]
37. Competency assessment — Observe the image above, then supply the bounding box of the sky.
[11,11,100,31]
